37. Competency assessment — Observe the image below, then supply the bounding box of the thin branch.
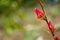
[37,0,55,37]
[37,0,45,14]
[45,18,55,37]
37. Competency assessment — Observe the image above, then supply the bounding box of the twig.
[37,0,55,37]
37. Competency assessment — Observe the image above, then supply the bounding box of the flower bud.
[34,8,44,19]
[48,20,56,32]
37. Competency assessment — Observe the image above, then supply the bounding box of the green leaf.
[0,0,10,6]
[5,27,13,35]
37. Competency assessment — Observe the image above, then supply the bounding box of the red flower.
[54,37,59,40]
[34,8,44,19]
[47,20,56,32]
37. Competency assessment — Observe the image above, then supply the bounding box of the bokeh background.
[0,0,60,40]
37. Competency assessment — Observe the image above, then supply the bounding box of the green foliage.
[4,15,25,34]
[23,0,37,7]
[0,0,38,35]
[0,0,22,16]
[0,0,10,5]
[0,0,37,16]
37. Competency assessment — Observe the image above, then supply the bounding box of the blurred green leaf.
[23,0,37,7]
[4,15,25,34]
[5,26,13,35]
[0,0,10,5]
[10,1,18,12]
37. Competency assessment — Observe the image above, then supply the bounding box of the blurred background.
[0,0,60,40]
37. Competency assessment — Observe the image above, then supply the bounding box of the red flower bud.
[47,20,56,32]
[34,8,44,19]
[54,37,59,40]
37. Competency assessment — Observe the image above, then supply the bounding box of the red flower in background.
[54,37,59,40]
[47,20,56,32]
[34,8,44,19]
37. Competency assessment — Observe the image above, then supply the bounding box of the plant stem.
[37,0,55,37]
[45,16,55,37]
[37,0,45,14]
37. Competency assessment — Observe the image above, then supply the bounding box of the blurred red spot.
[54,37,59,40]
[34,8,44,19]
